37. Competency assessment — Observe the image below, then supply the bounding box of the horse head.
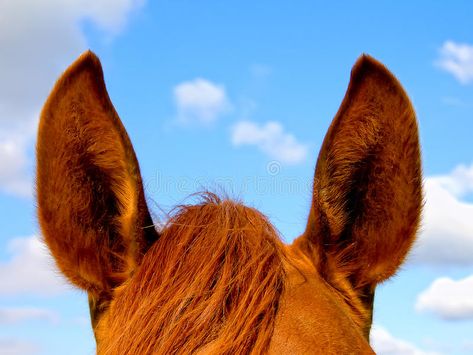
[36,52,422,354]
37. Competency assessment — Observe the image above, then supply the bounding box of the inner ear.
[300,54,422,290]
[37,51,158,296]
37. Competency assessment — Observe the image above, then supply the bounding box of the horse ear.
[36,51,158,295]
[301,55,422,290]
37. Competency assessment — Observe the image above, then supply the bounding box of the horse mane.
[97,193,286,354]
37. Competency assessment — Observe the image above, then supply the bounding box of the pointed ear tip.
[350,54,414,109]
[351,54,397,82]
[67,50,103,77]
[49,50,104,93]
[78,50,101,67]
[44,50,104,101]
[38,50,105,129]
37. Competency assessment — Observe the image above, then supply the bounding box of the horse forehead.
[269,249,374,354]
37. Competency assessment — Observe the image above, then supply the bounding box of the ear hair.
[301,55,422,291]
[36,51,158,296]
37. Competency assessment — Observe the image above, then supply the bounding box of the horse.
[36,51,422,354]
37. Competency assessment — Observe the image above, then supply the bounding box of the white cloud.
[371,326,441,355]
[174,78,231,124]
[61,0,145,34]
[462,340,473,352]
[416,275,473,320]
[0,307,59,324]
[430,163,473,197]
[436,41,473,84]
[231,120,308,164]
[0,130,34,197]
[0,338,39,355]
[410,164,473,266]
[0,236,70,296]
[0,0,145,197]
[0,0,144,124]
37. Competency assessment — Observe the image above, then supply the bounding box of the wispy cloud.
[0,236,69,296]
[0,134,32,197]
[410,163,473,266]
[0,307,59,324]
[430,163,473,198]
[249,64,272,79]
[231,120,308,164]
[436,41,473,84]
[441,96,470,108]
[0,0,145,197]
[174,78,231,125]
[0,0,145,122]
[0,338,39,355]
[371,326,441,355]
[0,122,35,199]
[416,275,473,320]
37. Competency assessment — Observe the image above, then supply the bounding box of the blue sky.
[1,1,472,354]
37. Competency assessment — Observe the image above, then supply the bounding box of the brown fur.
[36,51,422,354]
[97,194,285,354]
